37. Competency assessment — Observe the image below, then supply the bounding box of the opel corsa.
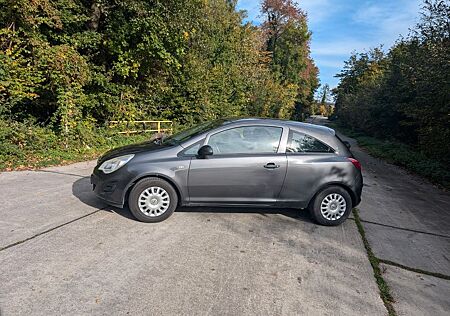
[91,118,362,226]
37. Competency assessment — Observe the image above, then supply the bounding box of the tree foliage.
[262,0,319,119]
[0,0,319,140]
[333,0,449,163]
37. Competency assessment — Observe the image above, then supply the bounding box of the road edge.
[353,208,397,316]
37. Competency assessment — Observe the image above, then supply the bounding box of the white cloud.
[352,0,421,46]
[352,4,385,23]
[314,59,345,69]
[297,0,340,26]
[311,38,377,57]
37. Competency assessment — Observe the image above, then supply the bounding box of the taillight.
[348,158,362,170]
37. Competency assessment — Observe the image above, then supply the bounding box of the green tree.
[333,0,449,163]
[0,0,320,136]
[319,84,330,105]
[261,0,319,120]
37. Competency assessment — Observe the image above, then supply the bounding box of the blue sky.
[236,0,422,89]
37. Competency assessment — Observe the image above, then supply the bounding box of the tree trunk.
[88,2,102,30]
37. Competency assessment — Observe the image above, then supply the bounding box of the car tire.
[309,186,352,226]
[128,177,178,223]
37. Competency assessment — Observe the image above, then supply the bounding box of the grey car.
[91,118,362,226]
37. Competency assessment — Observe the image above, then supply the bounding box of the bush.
[0,119,148,170]
[329,122,450,189]
[332,1,450,165]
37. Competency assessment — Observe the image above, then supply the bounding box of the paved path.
[1,117,449,315]
[1,162,384,315]
[310,115,450,315]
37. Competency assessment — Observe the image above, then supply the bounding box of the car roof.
[219,117,336,137]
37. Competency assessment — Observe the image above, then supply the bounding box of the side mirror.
[343,141,351,149]
[197,145,213,158]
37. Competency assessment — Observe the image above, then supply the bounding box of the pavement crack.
[357,219,450,239]
[379,259,450,280]
[353,208,397,316]
[34,170,86,178]
[0,208,104,252]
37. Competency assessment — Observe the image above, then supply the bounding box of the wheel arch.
[123,173,183,207]
[307,182,357,209]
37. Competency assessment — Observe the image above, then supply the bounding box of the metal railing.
[108,120,173,135]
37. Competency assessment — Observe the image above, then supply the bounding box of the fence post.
[157,121,161,133]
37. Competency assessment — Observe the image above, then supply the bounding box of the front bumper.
[91,169,129,208]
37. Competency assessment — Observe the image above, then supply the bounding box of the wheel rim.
[138,186,170,217]
[320,193,347,221]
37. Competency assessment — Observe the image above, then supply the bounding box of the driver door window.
[208,126,283,154]
[189,125,287,203]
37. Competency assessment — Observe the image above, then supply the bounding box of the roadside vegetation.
[332,0,449,186]
[328,122,450,189]
[0,120,149,170]
[0,0,319,170]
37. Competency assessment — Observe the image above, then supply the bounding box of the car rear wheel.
[309,186,352,226]
[129,177,178,223]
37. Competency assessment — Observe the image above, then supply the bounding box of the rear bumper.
[353,192,362,207]
[353,172,363,206]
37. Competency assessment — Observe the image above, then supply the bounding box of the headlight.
[98,154,134,174]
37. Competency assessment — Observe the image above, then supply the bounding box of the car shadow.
[175,206,313,222]
[72,176,314,223]
[71,176,136,220]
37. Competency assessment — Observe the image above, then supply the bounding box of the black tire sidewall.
[128,177,178,223]
[310,186,352,226]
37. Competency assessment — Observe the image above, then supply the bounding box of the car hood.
[98,141,172,164]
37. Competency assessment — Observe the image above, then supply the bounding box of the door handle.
[264,162,280,169]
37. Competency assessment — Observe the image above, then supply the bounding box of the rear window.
[287,131,334,153]
[335,134,353,156]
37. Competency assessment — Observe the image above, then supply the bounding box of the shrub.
[0,119,148,170]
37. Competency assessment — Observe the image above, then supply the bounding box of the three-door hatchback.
[91,118,362,225]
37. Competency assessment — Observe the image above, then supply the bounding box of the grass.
[327,121,450,190]
[353,208,397,316]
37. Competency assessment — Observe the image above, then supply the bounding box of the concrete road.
[0,162,385,315]
[309,115,450,315]
[1,117,449,315]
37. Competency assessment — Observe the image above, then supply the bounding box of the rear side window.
[287,131,334,153]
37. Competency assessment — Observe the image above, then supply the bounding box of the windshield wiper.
[151,134,177,146]
[151,134,165,145]
[162,137,178,145]
[152,138,162,145]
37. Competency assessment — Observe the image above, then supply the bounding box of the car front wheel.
[128,177,178,223]
[309,186,352,226]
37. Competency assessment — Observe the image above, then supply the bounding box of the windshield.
[162,119,225,145]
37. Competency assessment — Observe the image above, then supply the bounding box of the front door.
[188,125,287,204]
